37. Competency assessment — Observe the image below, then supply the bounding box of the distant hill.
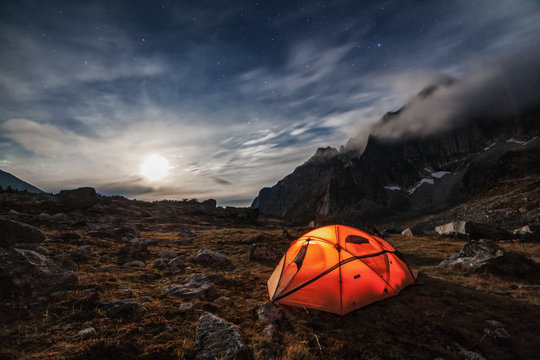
[0,169,45,193]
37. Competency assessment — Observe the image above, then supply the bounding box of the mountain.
[0,169,45,193]
[251,83,540,227]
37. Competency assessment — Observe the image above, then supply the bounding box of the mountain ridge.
[0,169,45,194]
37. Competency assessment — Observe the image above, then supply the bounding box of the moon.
[140,154,169,181]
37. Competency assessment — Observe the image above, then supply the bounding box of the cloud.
[371,48,540,140]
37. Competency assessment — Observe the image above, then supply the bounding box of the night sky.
[1,1,539,205]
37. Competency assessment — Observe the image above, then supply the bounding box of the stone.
[195,312,248,360]
[153,259,167,269]
[401,228,413,237]
[256,302,282,341]
[486,319,505,328]
[454,343,486,360]
[57,187,98,210]
[158,250,178,259]
[77,327,97,340]
[99,299,143,316]
[162,273,225,299]
[435,221,469,237]
[99,255,111,264]
[175,302,194,314]
[195,249,230,267]
[0,247,78,298]
[122,260,145,268]
[72,245,92,260]
[213,296,232,307]
[439,239,537,276]
[435,221,510,240]
[257,302,282,325]
[12,242,49,255]
[0,218,45,247]
[248,244,280,262]
[168,256,184,273]
[513,225,532,235]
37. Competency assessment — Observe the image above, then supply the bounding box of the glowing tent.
[267,225,415,315]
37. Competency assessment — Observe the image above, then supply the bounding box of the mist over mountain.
[251,68,540,226]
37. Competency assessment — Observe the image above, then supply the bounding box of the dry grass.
[1,203,539,359]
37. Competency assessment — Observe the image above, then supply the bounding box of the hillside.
[0,169,45,194]
[0,190,539,359]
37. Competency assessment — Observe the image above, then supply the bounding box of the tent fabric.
[267,225,415,315]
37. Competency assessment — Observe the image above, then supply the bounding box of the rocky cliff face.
[251,85,539,225]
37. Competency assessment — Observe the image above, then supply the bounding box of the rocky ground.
[1,189,539,359]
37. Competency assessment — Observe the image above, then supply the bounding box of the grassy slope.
[0,210,539,360]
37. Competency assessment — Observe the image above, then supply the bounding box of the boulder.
[454,343,486,360]
[168,256,184,274]
[162,273,225,299]
[0,247,78,298]
[72,245,92,260]
[435,221,469,237]
[122,260,145,268]
[256,302,282,341]
[439,239,536,276]
[195,249,230,267]
[248,244,280,262]
[401,228,413,237]
[57,187,98,210]
[213,296,232,307]
[195,312,248,360]
[435,221,511,240]
[152,259,167,269]
[77,327,97,340]
[158,250,178,259]
[0,218,45,247]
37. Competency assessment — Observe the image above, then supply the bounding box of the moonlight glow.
[139,154,169,181]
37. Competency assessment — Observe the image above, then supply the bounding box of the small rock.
[99,255,111,264]
[195,312,248,360]
[0,218,45,247]
[158,250,178,259]
[144,238,158,245]
[77,327,97,340]
[195,249,230,267]
[513,225,532,235]
[454,343,486,360]
[122,260,145,268]
[175,302,194,313]
[168,256,184,274]
[257,302,282,341]
[72,245,92,260]
[153,259,167,269]
[493,327,511,339]
[401,228,413,237]
[162,273,225,299]
[213,296,232,307]
[248,244,280,262]
[486,319,505,328]
[140,296,154,302]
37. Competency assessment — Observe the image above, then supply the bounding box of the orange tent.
[267,225,415,315]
